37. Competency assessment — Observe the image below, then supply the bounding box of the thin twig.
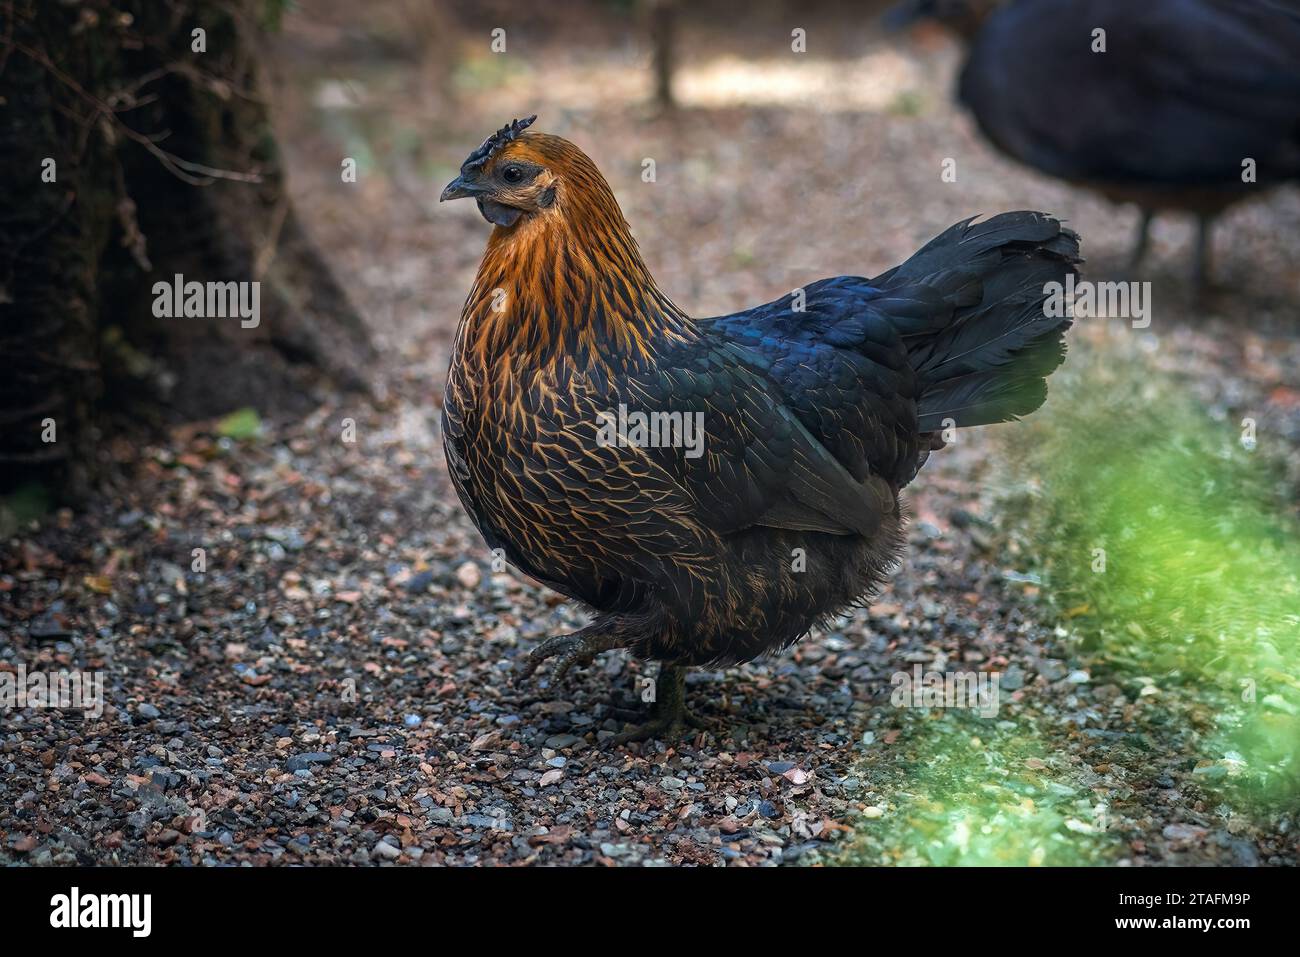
[254,192,290,280]
[0,0,18,78]
[6,38,263,186]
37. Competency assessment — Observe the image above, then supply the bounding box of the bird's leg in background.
[1192,213,1215,293]
[1128,209,1153,271]
[611,663,709,745]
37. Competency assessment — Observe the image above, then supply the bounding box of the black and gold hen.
[440,116,1081,742]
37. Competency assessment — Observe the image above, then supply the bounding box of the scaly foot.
[609,663,713,745]
[611,706,710,745]
[517,628,618,685]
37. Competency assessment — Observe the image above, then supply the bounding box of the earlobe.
[538,185,557,208]
[477,197,524,228]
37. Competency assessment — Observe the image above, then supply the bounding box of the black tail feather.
[872,212,1082,432]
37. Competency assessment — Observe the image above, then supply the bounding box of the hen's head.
[441,115,604,230]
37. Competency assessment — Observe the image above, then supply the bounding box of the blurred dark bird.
[891,0,1300,288]
[440,116,1081,742]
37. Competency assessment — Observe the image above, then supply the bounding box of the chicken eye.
[502,165,525,184]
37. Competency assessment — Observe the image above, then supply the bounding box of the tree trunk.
[647,0,678,110]
[0,0,373,503]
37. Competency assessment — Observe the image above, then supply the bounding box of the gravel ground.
[0,407,1099,866]
[3,5,1297,866]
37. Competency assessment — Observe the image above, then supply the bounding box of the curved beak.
[440,174,488,203]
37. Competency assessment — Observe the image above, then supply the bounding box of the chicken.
[890,0,1300,288]
[440,116,1081,742]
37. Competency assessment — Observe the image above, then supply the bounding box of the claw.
[516,630,615,685]
[609,707,711,746]
[514,641,715,747]
[606,662,715,747]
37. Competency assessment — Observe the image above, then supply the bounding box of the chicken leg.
[611,664,709,745]
[1193,212,1216,293]
[1128,209,1153,271]
[518,625,621,685]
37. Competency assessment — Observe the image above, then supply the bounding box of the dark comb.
[460,115,538,173]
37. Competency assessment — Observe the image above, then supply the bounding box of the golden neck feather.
[455,159,691,371]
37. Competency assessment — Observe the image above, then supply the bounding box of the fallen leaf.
[216,407,262,440]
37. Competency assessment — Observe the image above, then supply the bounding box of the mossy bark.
[0,0,372,502]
